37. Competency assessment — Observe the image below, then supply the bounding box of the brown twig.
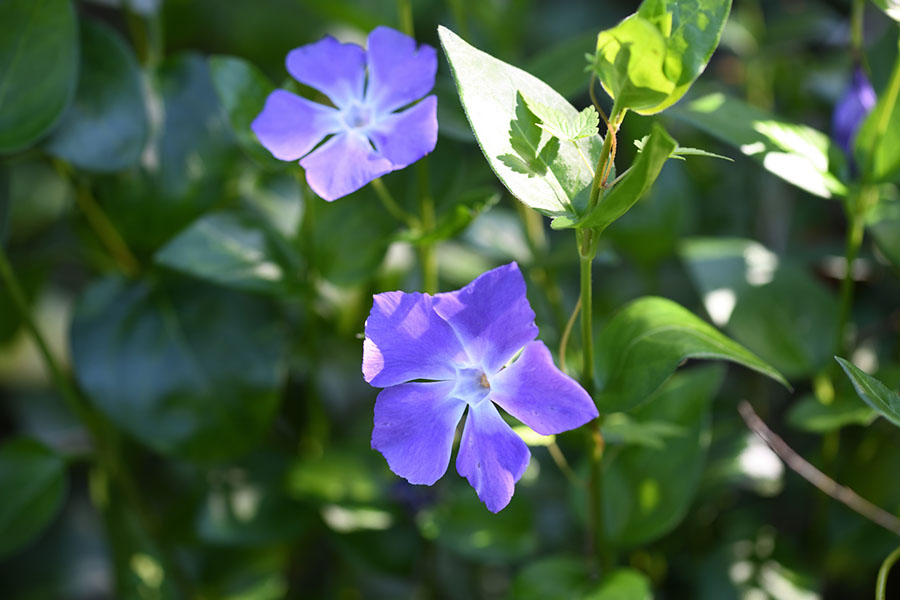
[738,400,900,537]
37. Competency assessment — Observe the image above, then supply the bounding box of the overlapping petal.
[490,341,598,435]
[286,36,366,109]
[366,26,438,114]
[300,131,393,201]
[250,90,341,161]
[456,400,531,513]
[372,381,465,485]
[433,263,538,374]
[363,290,468,387]
[368,95,438,169]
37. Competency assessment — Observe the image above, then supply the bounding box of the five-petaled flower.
[252,26,438,201]
[362,263,598,513]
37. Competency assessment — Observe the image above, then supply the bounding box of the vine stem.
[836,185,875,353]
[877,545,900,600]
[738,400,900,536]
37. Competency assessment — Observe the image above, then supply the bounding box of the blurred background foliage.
[1,0,899,598]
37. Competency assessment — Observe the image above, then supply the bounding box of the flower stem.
[371,177,419,228]
[397,0,414,37]
[877,545,900,600]
[836,185,875,353]
[417,161,439,294]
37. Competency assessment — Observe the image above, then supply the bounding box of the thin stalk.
[836,186,875,352]
[75,185,140,277]
[417,161,439,294]
[877,545,900,600]
[397,0,414,37]
[850,0,865,61]
[559,297,581,374]
[579,239,594,396]
[371,177,419,228]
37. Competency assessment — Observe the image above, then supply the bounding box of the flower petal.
[250,90,341,161]
[365,26,438,114]
[363,290,468,387]
[490,341,598,435]
[372,381,466,485]
[456,400,530,513]
[300,132,393,201]
[287,36,366,108]
[433,263,538,374]
[368,95,438,169]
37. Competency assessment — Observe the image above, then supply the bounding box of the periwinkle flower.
[252,26,438,201]
[362,263,598,513]
[832,65,876,156]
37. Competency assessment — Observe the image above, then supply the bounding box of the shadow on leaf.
[497,92,559,177]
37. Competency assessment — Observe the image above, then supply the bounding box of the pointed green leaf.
[555,123,676,231]
[0,438,67,559]
[595,296,787,413]
[45,19,148,172]
[438,26,602,219]
[155,211,299,295]
[524,97,599,142]
[836,357,900,428]
[671,146,733,161]
[872,0,900,22]
[855,50,900,183]
[0,0,79,152]
[670,92,848,198]
[786,393,875,433]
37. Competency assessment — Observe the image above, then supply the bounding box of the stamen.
[480,373,490,388]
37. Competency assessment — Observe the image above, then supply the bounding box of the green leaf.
[855,51,900,183]
[524,97,599,142]
[671,146,733,161]
[44,19,147,172]
[603,367,721,547]
[438,26,602,220]
[155,211,299,295]
[586,568,653,600]
[0,438,67,559]
[553,123,676,231]
[526,31,599,99]
[669,92,848,198]
[602,413,687,450]
[0,0,78,152]
[70,276,288,459]
[511,557,591,600]
[836,357,900,428]
[595,296,787,413]
[786,393,875,433]
[591,0,732,115]
[397,188,500,246]
[679,237,839,378]
[591,14,674,113]
[208,55,281,169]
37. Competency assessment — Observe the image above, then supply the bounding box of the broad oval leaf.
[439,26,602,220]
[603,367,722,546]
[669,92,848,198]
[552,123,676,230]
[154,211,299,295]
[45,19,148,172]
[679,237,839,378]
[786,393,875,433]
[0,0,78,152]
[0,438,67,559]
[595,296,787,413]
[208,55,281,169]
[836,357,900,428]
[586,568,653,600]
[70,276,288,459]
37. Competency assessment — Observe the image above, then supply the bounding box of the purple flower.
[362,263,598,513]
[832,66,876,156]
[251,26,438,201]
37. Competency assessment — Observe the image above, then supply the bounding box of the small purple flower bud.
[832,66,877,156]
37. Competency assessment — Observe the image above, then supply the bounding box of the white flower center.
[452,366,491,408]
[341,103,374,130]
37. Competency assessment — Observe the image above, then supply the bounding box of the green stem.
[586,109,625,215]
[417,162,438,294]
[851,0,864,60]
[371,177,419,228]
[579,238,595,396]
[877,545,900,600]
[836,186,874,353]
[397,0,414,37]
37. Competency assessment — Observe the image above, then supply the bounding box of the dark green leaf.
[786,393,875,433]
[155,211,299,295]
[0,438,67,559]
[45,19,147,172]
[872,0,900,23]
[669,92,848,198]
[0,0,78,152]
[602,414,687,450]
[836,357,900,428]
[439,26,602,219]
[70,277,288,459]
[586,568,653,599]
[679,237,839,377]
[526,31,598,99]
[511,557,590,600]
[604,367,721,546]
[595,296,786,413]
[555,123,676,231]
[208,55,281,169]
